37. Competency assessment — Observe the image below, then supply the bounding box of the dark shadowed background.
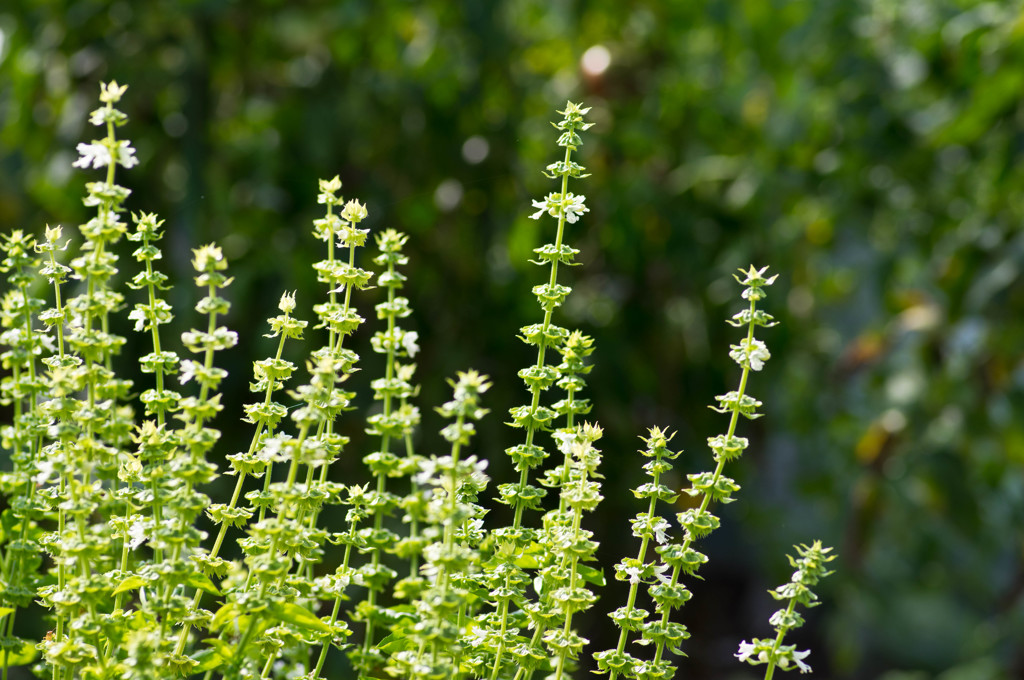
[3,1,1024,678]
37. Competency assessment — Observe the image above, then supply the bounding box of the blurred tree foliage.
[3,0,1024,678]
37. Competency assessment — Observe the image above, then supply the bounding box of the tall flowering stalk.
[595,266,777,680]
[0,230,49,677]
[170,291,306,664]
[34,80,139,680]
[542,424,604,680]
[482,101,593,680]
[156,243,237,673]
[735,542,835,678]
[387,370,490,680]
[352,228,420,672]
[121,210,178,585]
[547,330,595,511]
[507,335,598,680]
[592,427,681,679]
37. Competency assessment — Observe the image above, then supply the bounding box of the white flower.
[32,459,55,486]
[413,457,440,486]
[529,196,550,220]
[467,456,490,490]
[552,430,576,456]
[72,140,138,170]
[651,562,670,584]
[561,193,589,223]
[401,330,420,358]
[128,308,148,332]
[622,564,643,584]
[178,359,199,385]
[735,639,772,665]
[735,640,757,663]
[73,142,111,169]
[127,515,148,550]
[729,338,771,371]
[651,516,670,544]
[464,625,489,648]
[528,192,589,223]
[747,339,770,370]
[792,649,812,673]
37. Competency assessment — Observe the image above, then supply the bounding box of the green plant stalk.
[310,510,359,679]
[165,276,221,576]
[53,93,133,676]
[173,328,292,657]
[762,597,798,680]
[303,215,361,516]
[416,409,466,674]
[64,199,121,676]
[229,422,312,679]
[513,437,590,680]
[45,247,68,680]
[360,241,401,664]
[299,195,342,522]
[491,141,575,680]
[552,516,584,680]
[114,227,167,614]
[1,255,43,677]
[403,427,421,577]
[606,503,657,673]
[648,296,759,670]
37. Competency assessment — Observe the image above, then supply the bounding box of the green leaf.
[376,631,412,654]
[270,602,331,633]
[0,641,39,666]
[194,644,226,673]
[112,575,148,596]
[186,572,221,595]
[577,564,606,588]
[210,603,240,631]
[0,608,14,620]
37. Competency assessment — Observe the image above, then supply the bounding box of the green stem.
[491,144,575,680]
[763,598,797,680]
[648,297,758,665]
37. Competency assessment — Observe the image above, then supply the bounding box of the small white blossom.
[529,192,589,223]
[178,359,199,385]
[735,640,757,663]
[73,142,111,169]
[790,649,812,673]
[730,338,771,371]
[401,330,420,357]
[278,290,297,314]
[466,456,490,490]
[32,459,55,486]
[747,339,770,370]
[127,515,148,550]
[622,564,643,584]
[561,193,589,223]
[651,562,670,584]
[464,625,489,648]
[552,430,576,456]
[128,308,148,332]
[72,140,138,170]
[652,516,670,544]
[341,199,368,223]
[413,457,440,487]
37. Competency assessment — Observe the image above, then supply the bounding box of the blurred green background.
[3,0,1024,678]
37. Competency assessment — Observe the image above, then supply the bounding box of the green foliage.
[7,2,1024,676]
[0,82,834,680]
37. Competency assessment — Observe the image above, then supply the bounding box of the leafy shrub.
[0,82,830,680]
